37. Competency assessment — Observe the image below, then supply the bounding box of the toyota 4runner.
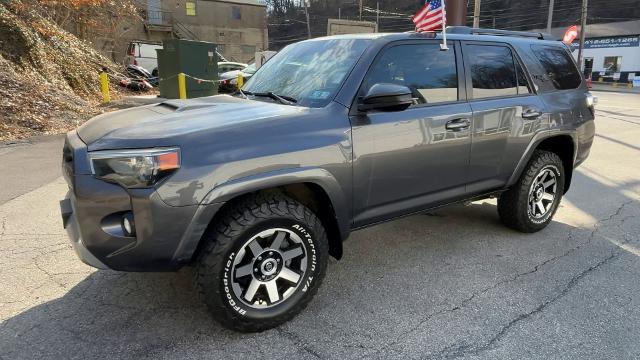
[60,27,595,332]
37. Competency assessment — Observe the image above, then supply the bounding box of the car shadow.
[0,199,604,359]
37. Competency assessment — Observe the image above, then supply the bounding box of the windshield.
[243,38,371,107]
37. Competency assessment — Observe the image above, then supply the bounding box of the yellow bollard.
[178,73,187,99]
[100,72,110,104]
[236,72,244,89]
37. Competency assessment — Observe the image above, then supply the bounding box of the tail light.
[586,92,597,116]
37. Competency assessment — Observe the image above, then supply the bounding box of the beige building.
[124,0,268,63]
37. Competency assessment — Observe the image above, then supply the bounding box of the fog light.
[122,212,136,237]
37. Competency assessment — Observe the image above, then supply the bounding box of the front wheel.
[498,150,565,233]
[195,193,329,332]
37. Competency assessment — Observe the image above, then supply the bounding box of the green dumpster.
[157,39,219,99]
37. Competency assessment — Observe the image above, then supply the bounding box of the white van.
[123,41,162,72]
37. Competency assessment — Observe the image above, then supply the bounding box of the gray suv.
[60,27,595,332]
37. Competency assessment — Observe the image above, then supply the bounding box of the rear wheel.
[195,192,328,332]
[498,150,565,233]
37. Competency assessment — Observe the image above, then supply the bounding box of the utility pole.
[577,0,588,71]
[359,0,363,21]
[546,0,555,34]
[304,0,311,39]
[446,0,467,26]
[473,0,481,28]
[376,2,380,31]
[338,7,341,19]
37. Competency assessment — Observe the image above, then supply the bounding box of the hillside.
[0,1,123,141]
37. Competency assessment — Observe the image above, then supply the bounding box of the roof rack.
[446,26,557,41]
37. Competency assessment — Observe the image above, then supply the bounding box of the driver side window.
[362,43,459,105]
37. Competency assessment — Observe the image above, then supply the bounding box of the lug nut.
[269,251,273,256]
[258,256,262,261]
[254,268,258,272]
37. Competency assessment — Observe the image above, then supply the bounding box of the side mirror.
[358,83,413,112]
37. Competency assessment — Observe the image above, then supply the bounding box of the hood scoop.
[157,95,247,113]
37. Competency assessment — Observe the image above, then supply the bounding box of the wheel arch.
[508,132,577,193]
[192,167,350,261]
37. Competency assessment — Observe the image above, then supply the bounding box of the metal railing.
[143,10,173,27]
[173,20,199,40]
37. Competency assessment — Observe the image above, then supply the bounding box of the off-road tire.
[195,192,329,332]
[498,150,565,233]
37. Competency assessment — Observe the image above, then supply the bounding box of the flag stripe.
[416,11,442,27]
[417,20,442,32]
[417,13,443,28]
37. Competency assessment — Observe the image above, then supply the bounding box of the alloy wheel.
[527,165,558,219]
[231,228,307,308]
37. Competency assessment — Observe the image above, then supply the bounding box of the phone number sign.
[572,35,640,49]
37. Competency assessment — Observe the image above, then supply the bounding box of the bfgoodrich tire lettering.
[498,150,565,233]
[196,192,328,332]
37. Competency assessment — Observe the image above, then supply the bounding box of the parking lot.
[0,91,639,359]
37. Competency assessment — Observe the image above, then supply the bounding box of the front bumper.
[60,196,109,269]
[60,131,224,271]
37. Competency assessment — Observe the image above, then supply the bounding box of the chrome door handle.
[522,109,542,120]
[445,118,470,131]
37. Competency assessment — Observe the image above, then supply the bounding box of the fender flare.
[172,167,350,264]
[507,129,578,188]
[203,166,350,240]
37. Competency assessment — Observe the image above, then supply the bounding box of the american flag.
[412,0,445,32]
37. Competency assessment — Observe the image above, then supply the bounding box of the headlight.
[89,148,180,188]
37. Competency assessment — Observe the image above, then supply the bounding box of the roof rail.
[446,26,557,41]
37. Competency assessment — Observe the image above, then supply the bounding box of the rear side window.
[516,59,532,94]
[531,45,582,90]
[466,44,526,99]
[362,43,458,105]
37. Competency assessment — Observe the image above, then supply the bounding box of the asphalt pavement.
[1,91,639,359]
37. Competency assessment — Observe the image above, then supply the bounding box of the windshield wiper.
[243,91,297,105]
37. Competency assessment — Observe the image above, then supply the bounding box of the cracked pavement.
[1,92,639,359]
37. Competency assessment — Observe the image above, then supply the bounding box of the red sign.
[563,25,579,44]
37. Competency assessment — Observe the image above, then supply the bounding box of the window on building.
[232,6,241,19]
[531,45,582,90]
[362,43,458,105]
[241,45,256,55]
[603,56,622,75]
[466,45,519,99]
[185,1,196,16]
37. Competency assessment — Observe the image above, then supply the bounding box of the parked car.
[218,61,248,74]
[218,63,257,93]
[61,28,595,332]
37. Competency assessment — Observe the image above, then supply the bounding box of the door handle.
[522,108,542,120]
[445,118,471,131]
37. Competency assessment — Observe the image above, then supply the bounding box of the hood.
[77,95,305,151]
